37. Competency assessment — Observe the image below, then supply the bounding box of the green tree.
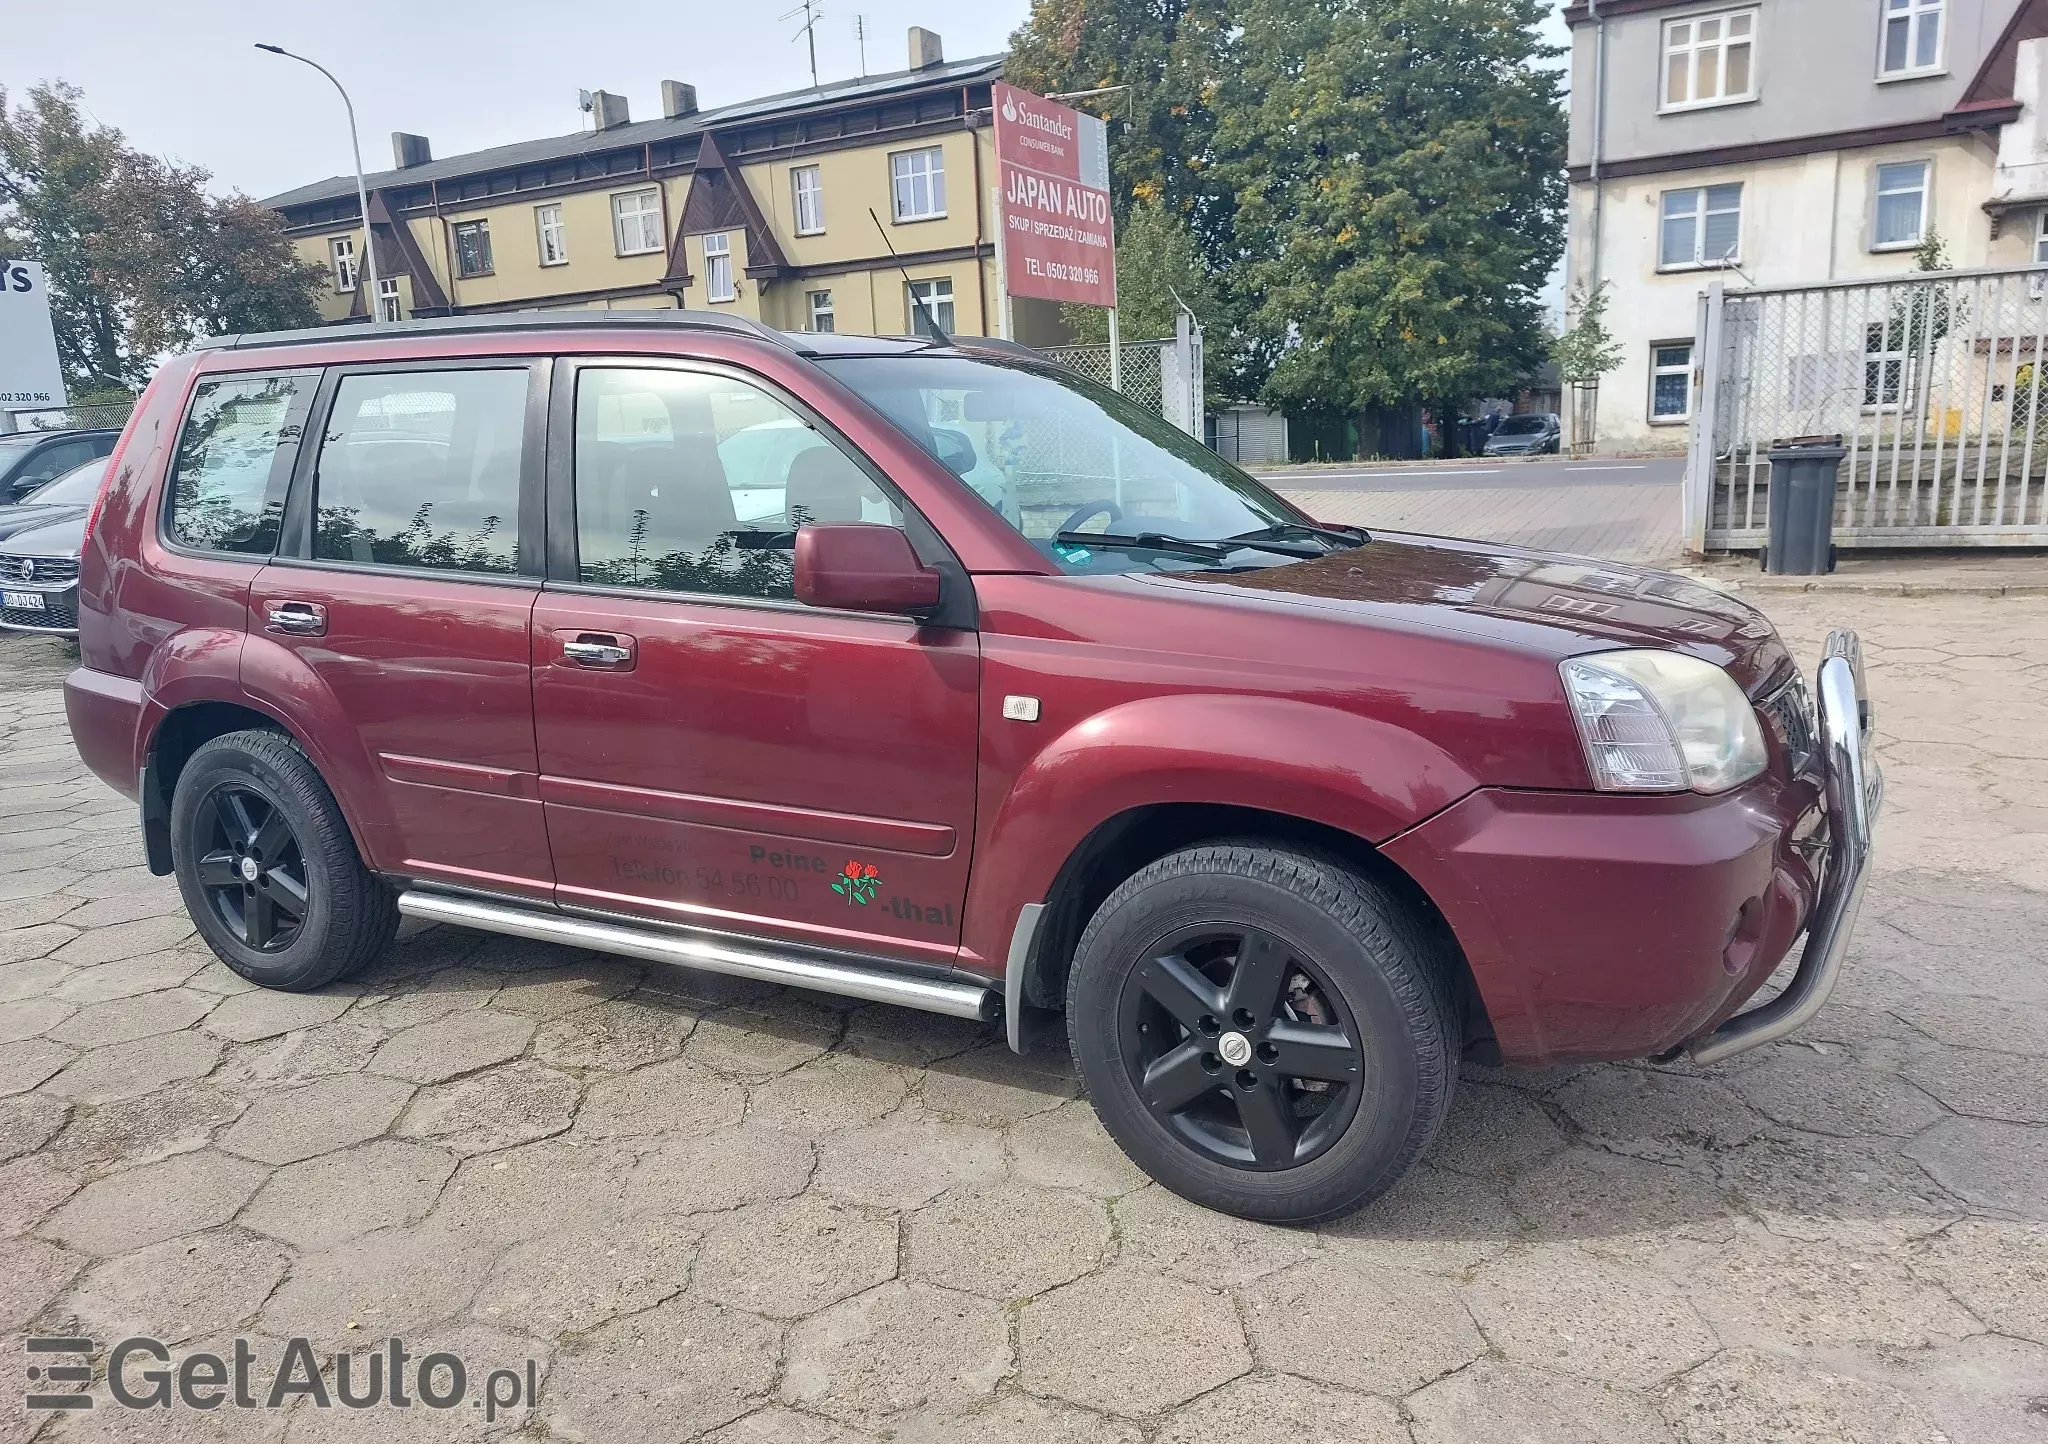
[1553,281,1622,385]
[1058,198,1229,401]
[0,82,322,394]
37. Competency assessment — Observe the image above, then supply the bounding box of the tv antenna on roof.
[782,0,823,89]
[853,14,869,77]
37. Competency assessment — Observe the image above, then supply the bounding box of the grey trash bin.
[1762,435,1846,575]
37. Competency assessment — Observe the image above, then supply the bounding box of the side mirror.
[930,427,977,477]
[794,523,941,615]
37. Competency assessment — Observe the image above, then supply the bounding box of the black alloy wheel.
[192,783,309,952]
[1120,925,1364,1170]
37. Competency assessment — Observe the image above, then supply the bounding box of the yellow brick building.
[264,30,1056,342]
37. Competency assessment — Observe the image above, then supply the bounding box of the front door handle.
[264,600,328,637]
[558,631,636,670]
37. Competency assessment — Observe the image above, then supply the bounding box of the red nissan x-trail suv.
[65,312,1881,1221]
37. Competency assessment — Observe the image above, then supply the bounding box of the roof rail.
[193,308,812,355]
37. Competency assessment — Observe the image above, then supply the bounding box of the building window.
[807,289,835,333]
[453,220,493,278]
[536,203,568,266]
[1659,184,1742,269]
[1863,322,1914,409]
[1662,9,1758,110]
[703,232,735,303]
[1651,343,1694,421]
[329,236,357,293]
[1880,0,1943,76]
[907,277,954,338]
[612,189,664,256]
[1873,161,1930,249]
[376,277,401,324]
[793,166,824,235]
[2035,209,2048,264]
[890,147,947,222]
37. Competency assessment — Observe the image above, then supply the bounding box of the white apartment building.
[1566,0,2048,450]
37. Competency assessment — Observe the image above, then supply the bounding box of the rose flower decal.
[832,860,881,906]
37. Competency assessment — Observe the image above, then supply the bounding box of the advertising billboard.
[992,81,1117,311]
[0,259,65,412]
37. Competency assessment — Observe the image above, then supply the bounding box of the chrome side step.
[396,891,997,1022]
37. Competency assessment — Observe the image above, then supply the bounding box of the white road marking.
[1564,464,1650,472]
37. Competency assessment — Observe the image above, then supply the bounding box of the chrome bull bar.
[1687,629,1884,1066]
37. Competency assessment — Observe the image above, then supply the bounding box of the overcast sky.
[11,2,1570,203]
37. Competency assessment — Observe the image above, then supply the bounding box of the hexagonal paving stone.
[747,1052,913,1135]
[1319,1162,1524,1275]
[696,1195,897,1318]
[1710,1129,1961,1248]
[394,1060,581,1154]
[546,1292,779,1442]
[1112,1184,1318,1287]
[0,996,72,1042]
[0,1155,78,1236]
[705,1407,880,1444]
[839,1002,990,1067]
[0,923,76,966]
[429,1138,635,1247]
[473,1211,701,1336]
[1683,1228,1981,1353]
[233,1018,387,1086]
[1427,1079,1569,1176]
[0,1233,84,1332]
[1729,1046,1946,1138]
[259,1225,498,1347]
[1903,1115,2048,1218]
[199,984,359,1043]
[1508,1146,1742,1251]
[682,1003,839,1077]
[1549,1067,1767,1159]
[49,912,196,966]
[68,1227,291,1344]
[39,1029,223,1104]
[1020,1263,1249,1417]
[1655,1347,1944,1443]
[40,1149,270,1255]
[1408,1358,1675,1444]
[574,1057,747,1140]
[1242,1257,1482,1397]
[531,995,695,1072]
[813,1113,1004,1211]
[1897,993,2048,1056]
[0,1089,69,1162]
[53,950,209,1004]
[368,1007,536,1084]
[282,1322,552,1443]
[904,1182,1109,1302]
[1909,1218,2048,1343]
[1154,1374,1408,1444]
[221,1073,416,1165]
[0,1036,73,1095]
[46,988,214,1047]
[624,1125,816,1217]
[488,960,640,1018]
[239,1139,459,1251]
[1008,1099,1151,1197]
[40,1080,246,1175]
[783,1279,1010,1425]
[1466,1244,1720,1388]
[356,965,502,1029]
[887,1394,1141,1444]
[918,1045,1078,1127]
[1901,1045,2048,1123]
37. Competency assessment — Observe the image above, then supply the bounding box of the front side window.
[702,233,735,303]
[166,374,306,555]
[1874,161,1929,248]
[1663,9,1757,109]
[453,220,493,278]
[808,289,835,333]
[311,369,526,575]
[572,366,902,603]
[329,236,357,293]
[890,147,947,221]
[907,278,955,339]
[537,203,568,266]
[612,189,664,255]
[1881,0,1943,75]
[376,278,401,324]
[1651,343,1694,420]
[792,165,824,234]
[1660,184,1743,268]
[819,353,1321,578]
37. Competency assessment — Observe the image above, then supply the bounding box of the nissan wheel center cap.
[1218,1032,1253,1067]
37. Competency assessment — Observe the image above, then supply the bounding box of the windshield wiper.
[1054,529,1234,561]
[1230,521,1370,550]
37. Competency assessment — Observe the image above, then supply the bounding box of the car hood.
[0,502,86,543]
[0,515,86,561]
[1164,530,1795,695]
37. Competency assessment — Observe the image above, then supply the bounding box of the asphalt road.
[1249,455,1688,493]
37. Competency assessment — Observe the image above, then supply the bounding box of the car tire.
[1066,842,1459,1223]
[170,729,397,991]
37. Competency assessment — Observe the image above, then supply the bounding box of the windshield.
[25,459,108,506]
[1495,416,1549,435]
[819,353,1322,574]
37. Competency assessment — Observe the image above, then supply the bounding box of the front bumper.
[0,580,80,635]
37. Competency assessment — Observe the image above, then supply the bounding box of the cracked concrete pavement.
[1,585,2045,1442]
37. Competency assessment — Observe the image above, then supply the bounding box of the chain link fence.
[1688,268,2048,549]
[1036,339,1170,416]
[7,400,137,433]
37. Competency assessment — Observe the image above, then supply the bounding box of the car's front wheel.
[170,729,397,991]
[1067,843,1459,1223]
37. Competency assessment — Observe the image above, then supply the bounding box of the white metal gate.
[1037,314,1205,439]
[1687,268,2048,550]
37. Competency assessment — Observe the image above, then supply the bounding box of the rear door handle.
[558,631,636,670]
[264,600,327,637]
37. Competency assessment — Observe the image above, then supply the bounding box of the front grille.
[0,554,78,585]
[1,595,76,630]
[1760,676,1818,774]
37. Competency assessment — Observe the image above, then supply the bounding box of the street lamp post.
[256,43,383,324]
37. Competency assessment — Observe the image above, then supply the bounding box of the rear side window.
[166,375,307,555]
[311,369,527,575]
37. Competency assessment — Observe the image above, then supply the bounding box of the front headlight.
[1561,649,1768,794]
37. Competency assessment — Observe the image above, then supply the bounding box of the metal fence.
[1037,314,1206,439]
[4,401,137,433]
[1687,268,2048,550]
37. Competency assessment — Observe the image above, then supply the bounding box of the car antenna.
[870,208,950,346]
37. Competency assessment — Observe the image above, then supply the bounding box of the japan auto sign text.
[993,82,1118,310]
[0,259,65,410]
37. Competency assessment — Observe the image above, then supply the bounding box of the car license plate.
[2,590,45,611]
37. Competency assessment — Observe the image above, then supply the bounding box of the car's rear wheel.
[170,729,396,991]
[1067,843,1458,1223]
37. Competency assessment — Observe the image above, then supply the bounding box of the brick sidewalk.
[1,588,2045,1442]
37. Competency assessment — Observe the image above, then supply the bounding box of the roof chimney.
[590,89,631,130]
[908,26,943,71]
[391,132,432,168]
[661,80,699,119]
